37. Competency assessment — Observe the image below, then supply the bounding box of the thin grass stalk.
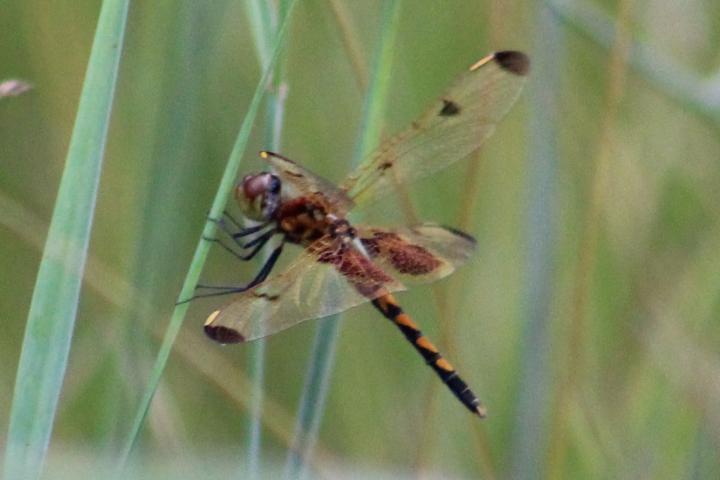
[2,1,130,479]
[0,189,339,468]
[545,1,634,476]
[283,2,402,478]
[115,1,298,469]
[509,3,562,479]
[544,0,720,128]
[118,1,227,456]
[243,0,290,476]
[245,0,277,66]
[350,1,401,165]
[453,3,518,476]
[327,0,369,91]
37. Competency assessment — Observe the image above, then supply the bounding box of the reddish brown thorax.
[275,195,334,245]
[235,168,354,247]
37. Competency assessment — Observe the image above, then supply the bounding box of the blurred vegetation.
[2,0,720,478]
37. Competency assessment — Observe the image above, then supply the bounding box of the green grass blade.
[243,0,291,477]
[2,1,130,479]
[115,0,298,469]
[351,2,402,164]
[545,0,720,127]
[510,5,562,479]
[284,2,402,478]
[245,0,277,69]
[284,318,342,479]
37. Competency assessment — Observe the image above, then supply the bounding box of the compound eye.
[269,175,281,194]
[242,174,272,200]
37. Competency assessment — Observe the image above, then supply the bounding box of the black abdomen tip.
[494,51,530,76]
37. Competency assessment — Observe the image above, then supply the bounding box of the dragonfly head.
[235,172,282,221]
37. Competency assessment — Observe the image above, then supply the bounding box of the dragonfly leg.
[210,209,256,231]
[208,214,270,246]
[221,210,244,229]
[242,228,276,249]
[204,229,277,261]
[372,293,487,418]
[180,241,285,303]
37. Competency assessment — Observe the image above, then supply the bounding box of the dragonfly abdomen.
[372,294,486,417]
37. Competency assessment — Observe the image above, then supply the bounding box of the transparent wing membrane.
[204,235,405,343]
[261,151,355,215]
[340,51,529,207]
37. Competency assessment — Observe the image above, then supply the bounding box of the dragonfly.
[200,51,529,417]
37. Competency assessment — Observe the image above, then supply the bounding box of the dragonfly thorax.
[275,196,337,245]
[235,172,281,221]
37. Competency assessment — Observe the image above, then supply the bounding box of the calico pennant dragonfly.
[200,51,529,417]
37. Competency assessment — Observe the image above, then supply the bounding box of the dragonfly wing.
[261,151,355,214]
[340,51,529,207]
[358,223,477,284]
[204,234,405,343]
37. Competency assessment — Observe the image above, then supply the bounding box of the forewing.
[340,51,529,207]
[261,151,355,214]
[204,235,405,343]
[358,223,477,284]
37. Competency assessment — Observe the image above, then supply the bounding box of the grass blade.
[284,2,402,478]
[351,2,402,164]
[2,1,130,479]
[116,0,298,468]
[328,0,369,91]
[545,0,720,127]
[509,4,562,479]
[243,0,291,476]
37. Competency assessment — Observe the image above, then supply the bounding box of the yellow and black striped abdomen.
[372,294,486,417]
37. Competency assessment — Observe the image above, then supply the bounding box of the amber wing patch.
[358,223,476,284]
[311,238,396,298]
[362,230,441,276]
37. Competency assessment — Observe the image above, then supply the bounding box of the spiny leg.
[178,241,285,304]
[194,241,284,295]
[203,228,277,262]
[220,210,244,229]
[372,293,486,417]
[208,213,271,247]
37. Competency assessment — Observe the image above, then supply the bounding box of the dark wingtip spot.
[439,99,461,116]
[441,225,477,245]
[204,324,245,344]
[494,51,530,76]
[379,161,393,171]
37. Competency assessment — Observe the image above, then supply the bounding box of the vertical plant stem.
[545,0,634,476]
[115,0,298,469]
[509,3,562,479]
[243,0,290,477]
[284,2,402,478]
[2,1,130,479]
[328,0,369,91]
[544,0,720,127]
[120,1,227,454]
[351,0,401,164]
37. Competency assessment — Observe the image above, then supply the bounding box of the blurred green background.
[2,0,720,478]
